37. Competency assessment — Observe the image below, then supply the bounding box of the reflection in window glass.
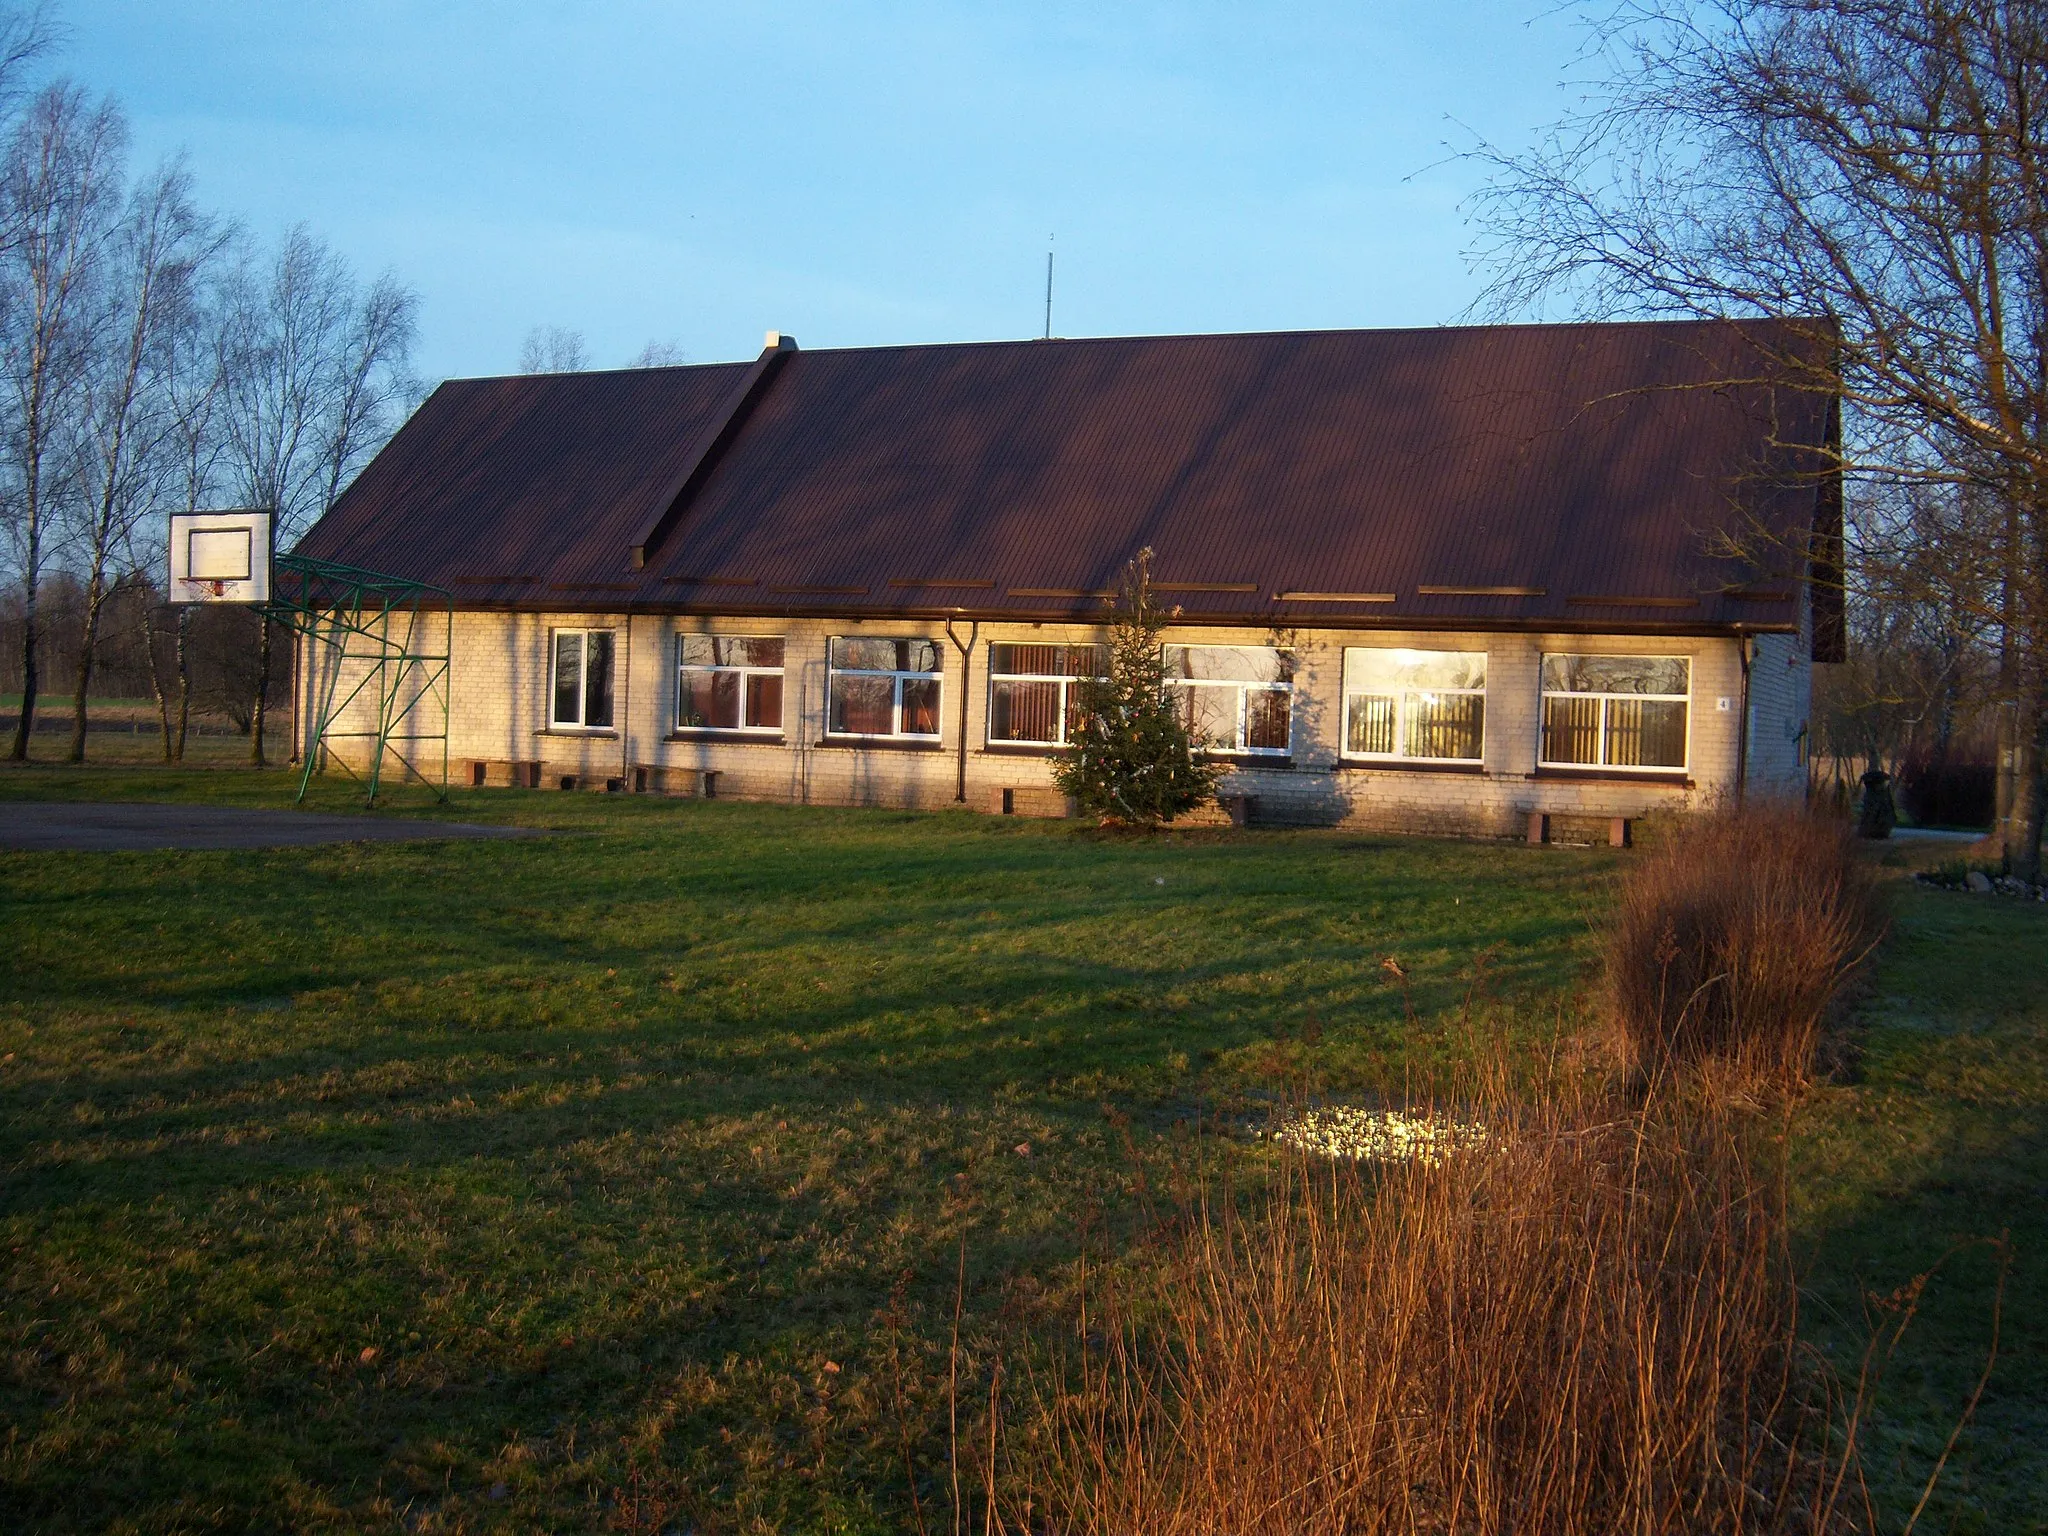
[1540,654,1690,697]
[827,636,943,738]
[1343,648,1487,762]
[553,632,582,725]
[550,629,614,728]
[900,678,942,736]
[1245,688,1292,751]
[1539,654,1689,769]
[1162,645,1292,754]
[988,642,1105,745]
[677,635,784,732]
[832,637,940,675]
[830,674,896,735]
[1163,645,1292,684]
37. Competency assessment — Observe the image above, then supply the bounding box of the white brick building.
[294,321,1841,838]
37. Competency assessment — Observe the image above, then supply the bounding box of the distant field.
[1,697,263,767]
[0,767,2040,1533]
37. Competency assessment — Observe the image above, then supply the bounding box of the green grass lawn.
[1793,861,2048,1535]
[1,766,2041,1534]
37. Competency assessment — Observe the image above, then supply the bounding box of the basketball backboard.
[168,509,273,604]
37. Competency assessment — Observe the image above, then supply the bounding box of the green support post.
[266,555,453,806]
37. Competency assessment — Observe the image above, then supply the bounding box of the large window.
[988,642,1104,746]
[676,635,783,733]
[828,637,942,739]
[550,628,614,729]
[1163,645,1293,755]
[1540,654,1690,770]
[1343,648,1486,762]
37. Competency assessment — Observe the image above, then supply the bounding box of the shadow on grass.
[1793,884,2048,1536]
[0,769,1617,1533]
[1799,1126,2045,1536]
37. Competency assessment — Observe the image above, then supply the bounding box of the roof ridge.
[437,315,1829,382]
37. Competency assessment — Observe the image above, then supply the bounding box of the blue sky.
[60,2,1584,384]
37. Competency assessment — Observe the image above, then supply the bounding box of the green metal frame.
[269,554,453,805]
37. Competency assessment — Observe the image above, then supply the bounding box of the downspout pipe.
[620,609,633,787]
[945,614,980,803]
[1736,633,1755,806]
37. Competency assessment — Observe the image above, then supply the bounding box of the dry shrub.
[1006,1070,1859,1535]
[1607,805,1886,1085]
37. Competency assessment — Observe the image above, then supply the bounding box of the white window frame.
[1163,644,1294,757]
[549,627,615,730]
[1538,653,1692,772]
[1340,647,1487,764]
[675,634,785,734]
[985,642,1106,748]
[826,637,944,740]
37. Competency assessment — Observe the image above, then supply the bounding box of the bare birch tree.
[1,82,123,760]
[124,259,233,764]
[63,159,221,759]
[216,225,418,764]
[1468,0,2048,877]
[627,338,685,367]
[519,324,588,373]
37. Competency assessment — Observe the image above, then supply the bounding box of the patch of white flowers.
[1265,1105,1488,1165]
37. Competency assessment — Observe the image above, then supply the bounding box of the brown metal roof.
[295,319,1840,643]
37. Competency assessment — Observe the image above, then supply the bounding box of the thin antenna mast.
[1043,237,1054,340]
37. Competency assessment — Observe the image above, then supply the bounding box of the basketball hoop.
[168,509,274,605]
[159,507,454,807]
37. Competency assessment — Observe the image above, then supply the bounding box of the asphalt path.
[0,801,542,852]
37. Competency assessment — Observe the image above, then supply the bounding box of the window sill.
[1337,759,1485,775]
[1529,767,1692,787]
[536,727,618,738]
[1202,754,1295,770]
[666,729,787,745]
[817,736,945,752]
[982,740,1067,756]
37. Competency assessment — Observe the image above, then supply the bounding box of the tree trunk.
[2010,670,2048,884]
[10,577,37,760]
[287,623,299,765]
[2011,744,2045,883]
[140,599,172,763]
[174,607,190,763]
[1996,507,2020,850]
[1996,702,2020,854]
[67,573,107,763]
[250,616,272,766]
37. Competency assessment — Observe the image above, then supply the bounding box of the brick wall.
[303,612,1785,835]
[1741,592,1814,799]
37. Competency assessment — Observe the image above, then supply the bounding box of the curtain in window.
[745,674,782,729]
[1409,693,1483,760]
[1542,695,1602,765]
[1347,694,1397,755]
[992,679,1062,742]
[1608,699,1686,767]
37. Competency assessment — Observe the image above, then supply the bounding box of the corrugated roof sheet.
[295,319,1838,637]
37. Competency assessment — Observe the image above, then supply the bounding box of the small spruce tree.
[1053,549,1224,826]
